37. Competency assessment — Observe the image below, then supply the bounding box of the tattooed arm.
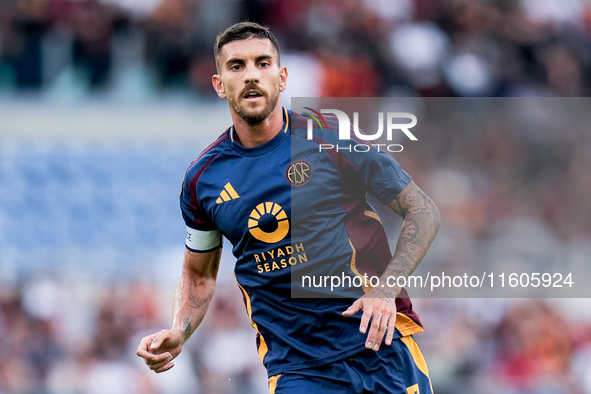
[136,247,222,373]
[343,180,440,351]
[384,180,440,292]
[172,248,221,341]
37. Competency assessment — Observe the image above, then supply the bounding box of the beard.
[228,85,279,125]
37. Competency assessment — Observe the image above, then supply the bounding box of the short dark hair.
[214,22,280,72]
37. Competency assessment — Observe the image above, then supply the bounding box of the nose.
[243,64,260,84]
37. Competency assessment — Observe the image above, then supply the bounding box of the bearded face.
[213,38,287,125]
[226,80,279,125]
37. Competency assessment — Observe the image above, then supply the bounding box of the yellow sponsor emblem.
[248,202,289,243]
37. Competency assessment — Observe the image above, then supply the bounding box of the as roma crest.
[286,160,312,186]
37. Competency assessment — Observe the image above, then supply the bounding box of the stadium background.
[1,0,591,392]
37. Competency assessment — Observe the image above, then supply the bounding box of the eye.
[230,64,242,71]
[259,61,270,68]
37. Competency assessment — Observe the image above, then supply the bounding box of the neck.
[231,103,284,148]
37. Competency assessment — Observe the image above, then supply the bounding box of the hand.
[136,329,183,373]
[342,287,398,351]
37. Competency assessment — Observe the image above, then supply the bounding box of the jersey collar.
[230,107,291,157]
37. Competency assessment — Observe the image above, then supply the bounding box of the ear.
[212,74,227,99]
[279,66,288,92]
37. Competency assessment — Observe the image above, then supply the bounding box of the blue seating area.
[0,143,201,277]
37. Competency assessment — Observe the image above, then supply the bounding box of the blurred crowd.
[0,0,590,98]
[0,274,269,393]
[2,0,591,393]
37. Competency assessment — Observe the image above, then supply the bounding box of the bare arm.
[172,247,222,342]
[136,247,222,373]
[343,180,440,350]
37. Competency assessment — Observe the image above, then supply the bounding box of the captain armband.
[185,226,222,252]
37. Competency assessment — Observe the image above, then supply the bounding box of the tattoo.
[405,190,431,214]
[182,318,192,341]
[172,250,221,343]
[174,276,207,342]
[372,287,397,300]
[384,181,440,282]
[388,197,404,216]
[188,293,202,310]
[387,183,433,217]
[400,218,419,242]
[384,244,423,277]
[176,278,186,315]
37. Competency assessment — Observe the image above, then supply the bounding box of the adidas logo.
[216,182,240,204]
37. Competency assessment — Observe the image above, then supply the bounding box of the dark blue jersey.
[180,108,423,377]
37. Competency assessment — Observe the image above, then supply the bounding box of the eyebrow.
[225,54,275,68]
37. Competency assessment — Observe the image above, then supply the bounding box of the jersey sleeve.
[180,169,222,252]
[356,148,412,205]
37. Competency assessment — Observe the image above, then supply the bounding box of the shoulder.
[290,110,340,142]
[185,128,231,182]
[289,110,308,128]
[290,110,372,150]
[290,110,377,169]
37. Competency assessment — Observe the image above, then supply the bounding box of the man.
[137,21,440,393]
